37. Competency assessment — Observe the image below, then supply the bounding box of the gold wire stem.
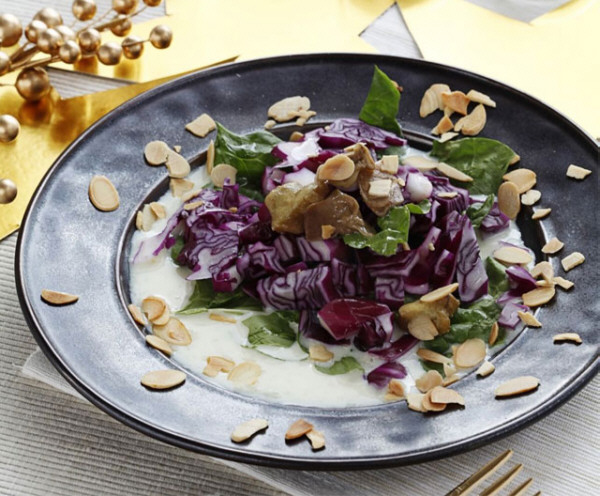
[10,54,59,72]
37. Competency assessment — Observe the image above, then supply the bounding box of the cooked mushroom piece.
[358,168,404,217]
[303,189,373,241]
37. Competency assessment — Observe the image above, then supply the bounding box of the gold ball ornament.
[110,15,132,37]
[0,13,23,47]
[122,35,144,59]
[112,0,138,15]
[72,0,97,21]
[59,40,81,64]
[25,20,47,43]
[15,67,51,102]
[0,51,10,76]
[149,25,172,49]
[0,115,19,143]
[33,8,63,29]
[37,28,62,54]
[97,42,122,65]
[56,25,76,43]
[78,28,101,55]
[143,0,163,6]
[0,178,17,204]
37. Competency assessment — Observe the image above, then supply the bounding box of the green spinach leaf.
[406,199,431,215]
[485,256,509,299]
[466,194,494,228]
[170,236,185,264]
[179,279,263,314]
[358,66,402,136]
[243,311,299,348]
[315,356,364,375]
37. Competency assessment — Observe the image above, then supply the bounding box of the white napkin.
[465,0,573,22]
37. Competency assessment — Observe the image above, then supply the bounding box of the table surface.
[0,2,597,495]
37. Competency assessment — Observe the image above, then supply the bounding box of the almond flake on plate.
[41,289,79,306]
[493,245,533,265]
[542,237,564,254]
[431,115,453,135]
[495,376,539,397]
[420,282,459,303]
[264,119,276,130]
[466,89,496,107]
[416,348,452,364]
[306,429,326,450]
[566,164,592,180]
[144,140,169,165]
[441,91,470,115]
[145,335,172,356]
[497,181,520,219]
[309,344,334,362]
[228,362,261,385]
[454,338,486,368]
[165,151,191,179]
[401,155,438,171]
[203,356,235,377]
[231,418,268,443]
[388,379,405,398]
[150,202,166,219]
[561,252,585,271]
[429,386,465,405]
[489,322,499,345]
[406,393,427,412]
[532,208,551,220]
[438,131,458,143]
[419,83,450,117]
[553,333,582,344]
[530,261,554,281]
[185,113,216,137]
[502,169,537,194]
[415,370,444,393]
[89,175,119,212]
[476,361,495,377]
[436,162,473,182]
[454,104,486,136]
[141,369,186,390]
[521,286,555,307]
[153,317,192,346]
[521,189,541,206]
[285,419,313,440]
[268,96,311,122]
[211,163,238,188]
[553,276,574,290]
[209,312,236,324]
[518,311,542,328]
[170,178,194,198]
[422,390,446,412]
[128,304,146,325]
[437,191,458,199]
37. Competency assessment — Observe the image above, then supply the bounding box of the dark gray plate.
[16,54,598,469]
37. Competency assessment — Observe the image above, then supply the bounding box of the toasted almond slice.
[268,96,310,122]
[406,392,427,412]
[561,252,585,271]
[89,175,119,212]
[521,189,541,206]
[530,261,554,281]
[495,376,539,397]
[203,355,235,377]
[436,162,473,182]
[285,418,313,440]
[532,208,551,220]
[309,344,334,362]
[536,279,554,288]
[553,333,582,344]
[165,151,191,179]
[384,392,404,402]
[169,178,194,198]
[443,362,456,377]
[431,115,454,135]
[41,289,79,306]
[306,429,326,450]
[421,282,459,303]
[209,312,236,324]
[454,104,486,136]
[321,224,335,240]
[454,338,486,368]
[128,304,146,325]
[553,276,574,290]
[145,335,172,356]
[430,385,465,405]
[137,204,157,231]
[152,305,170,326]
[489,322,499,346]
[185,113,216,137]
[173,145,181,153]
[144,140,169,165]
[296,109,316,126]
[408,314,438,341]
[184,200,204,211]
[442,374,460,386]
[441,91,470,115]
[153,317,192,346]
[438,131,459,143]
[419,83,451,117]
[437,191,458,199]
[541,237,563,255]
[477,360,495,377]
[141,369,186,390]
[289,131,304,142]
[231,418,268,443]
[317,154,356,182]
[264,119,276,130]
[388,379,405,398]
[211,163,237,187]
[518,311,542,328]
[369,179,393,198]
[493,245,533,265]
[522,286,555,307]
[566,164,592,180]
[182,189,202,202]
[422,390,447,412]
[466,89,496,107]
[228,361,261,385]
[380,155,399,174]
[149,202,166,219]
[497,181,521,220]
[416,370,444,393]
[502,169,537,194]
[401,155,438,171]
[141,296,167,322]
[416,348,452,364]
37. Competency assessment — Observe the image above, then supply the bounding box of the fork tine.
[507,478,534,496]
[532,492,542,496]
[444,449,513,496]
[480,464,523,496]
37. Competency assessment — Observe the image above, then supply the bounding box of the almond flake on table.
[561,252,585,271]
[566,164,592,180]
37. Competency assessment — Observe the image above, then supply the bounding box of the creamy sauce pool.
[129,159,528,408]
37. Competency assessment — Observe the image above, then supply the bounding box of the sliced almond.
[368,179,392,198]
[183,200,204,211]
[438,131,458,143]
[141,369,186,390]
[150,202,166,219]
[497,181,520,219]
[231,418,268,443]
[128,304,146,325]
[521,189,541,206]
[419,83,451,117]
[495,376,539,397]
[41,289,79,306]
[489,322,499,346]
[182,189,202,202]
[518,311,542,328]
[289,131,304,142]
[454,338,486,368]
[422,390,447,412]
[170,178,194,198]
[532,208,551,220]
[436,162,473,182]
[228,361,261,385]
[429,385,465,405]
[384,392,404,402]
[421,283,459,303]
[380,155,399,174]
[306,429,326,450]
[264,119,276,130]
[466,89,496,107]
[206,139,215,174]
[493,246,533,265]
[476,360,495,377]
[145,335,172,356]
[408,314,438,341]
[203,355,235,377]
[165,151,191,179]
[89,175,119,212]
[553,333,582,344]
[566,164,592,180]
[530,261,554,282]
[295,109,316,126]
[137,204,157,231]
[553,276,574,290]
[454,104,486,136]
[406,392,427,412]
[431,115,454,135]
[441,91,470,115]
[502,169,536,194]
[415,370,444,393]
[417,348,451,364]
[521,286,555,307]
[153,317,192,346]
[173,145,181,153]
[442,374,460,386]
[185,113,216,138]
[285,418,313,440]
[144,140,169,165]
[401,155,438,171]
[561,252,585,272]
[443,362,456,377]
[508,154,521,166]
[317,154,356,182]
[268,96,310,122]
[388,379,405,398]
[436,191,458,199]
[141,296,167,322]
[209,312,236,324]
[321,224,335,240]
[309,344,334,362]
[211,163,237,188]
[542,237,564,255]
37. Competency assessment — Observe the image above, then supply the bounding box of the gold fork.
[445,449,540,496]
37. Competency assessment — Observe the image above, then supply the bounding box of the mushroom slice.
[419,83,451,117]
[285,419,314,440]
[316,154,355,182]
[41,289,79,306]
[441,91,470,115]
[431,115,454,135]
[185,113,216,137]
[170,178,194,198]
[268,96,311,122]
[454,338,486,368]
[454,104,486,136]
[566,164,592,180]
[89,175,119,212]
[502,169,537,194]
[165,151,191,179]
[561,252,585,271]
[497,181,521,219]
[144,140,169,166]
[231,418,268,443]
[553,333,582,344]
[466,89,496,107]
[495,376,539,397]
[141,370,186,390]
[228,362,261,385]
[358,168,405,217]
[153,317,192,346]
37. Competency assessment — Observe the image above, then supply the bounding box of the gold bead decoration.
[0,51,10,76]
[0,178,17,204]
[143,0,163,6]
[149,25,172,49]
[25,20,47,43]
[78,28,101,55]
[112,0,139,15]
[122,35,144,59]
[33,8,63,29]
[37,28,62,54]
[110,15,132,37]
[56,25,76,43]
[72,0,97,21]
[0,115,19,143]
[15,67,51,102]
[0,13,23,47]
[97,42,122,65]
[59,40,81,64]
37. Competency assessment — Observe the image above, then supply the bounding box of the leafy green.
[213,122,281,188]
[358,66,402,136]
[419,359,446,376]
[170,236,185,264]
[239,186,264,202]
[466,194,494,228]
[378,145,406,159]
[178,280,262,315]
[315,356,364,375]
[485,256,509,299]
[431,138,517,194]
[406,199,431,215]
[243,311,299,348]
